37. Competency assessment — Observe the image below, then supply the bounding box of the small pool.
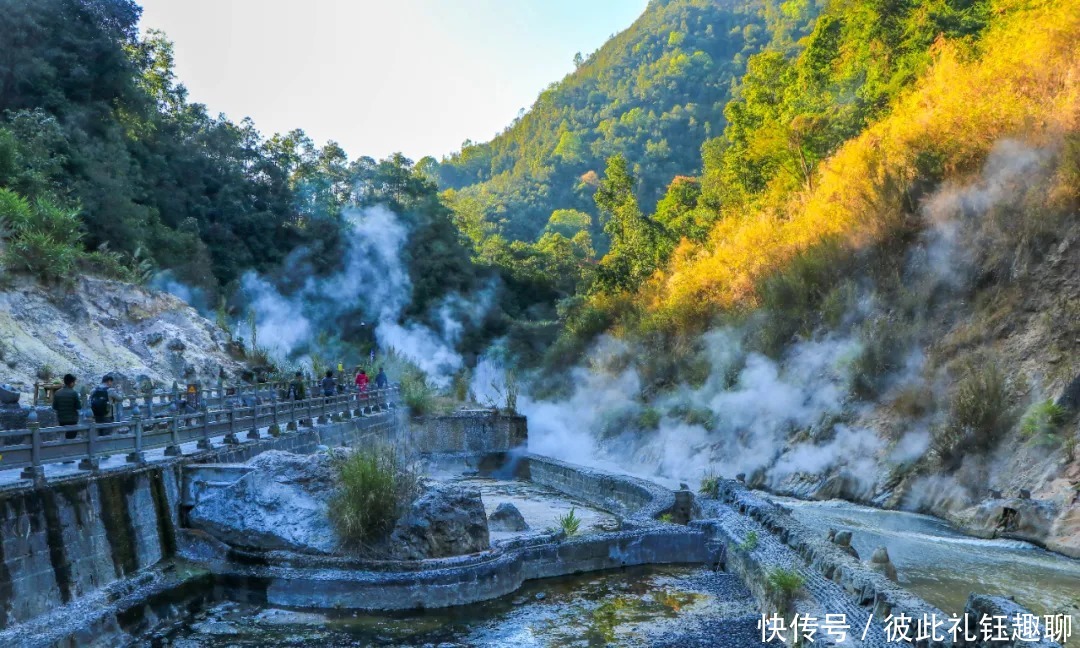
[164,565,763,647]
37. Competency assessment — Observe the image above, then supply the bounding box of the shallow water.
[164,565,760,647]
[449,475,619,542]
[772,496,1080,619]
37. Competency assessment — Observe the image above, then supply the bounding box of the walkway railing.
[1,386,399,483]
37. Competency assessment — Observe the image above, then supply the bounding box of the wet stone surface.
[160,565,763,647]
[446,475,620,544]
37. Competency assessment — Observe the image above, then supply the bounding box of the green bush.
[765,567,804,612]
[754,239,850,358]
[2,195,86,280]
[699,473,720,498]
[6,228,81,282]
[850,316,910,400]
[737,530,759,552]
[400,370,436,416]
[328,446,420,551]
[558,507,581,537]
[931,360,1015,468]
[1020,399,1067,439]
[636,406,661,430]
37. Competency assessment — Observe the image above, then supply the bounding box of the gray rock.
[830,529,860,559]
[145,332,164,347]
[488,502,529,532]
[390,483,489,559]
[167,338,186,352]
[867,546,898,581]
[188,450,343,554]
[967,497,1060,545]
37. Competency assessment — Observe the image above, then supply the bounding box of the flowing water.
[771,496,1080,620]
[163,565,762,647]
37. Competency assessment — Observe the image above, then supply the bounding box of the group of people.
[293,367,391,401]
[52,366,393,429]
[51,373,119,435]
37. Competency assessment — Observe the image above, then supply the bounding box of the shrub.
[400,369,436,417]
[850,316,911,400]
[1,193,86,283]
[451,368,471,402]
[328,446,420,551]
[1020,399,1068,439]
[558,507,581,537]
[931,360,1015,468]
[765,567,804,612]
[636,406,661,430]
[751,238,851,358]
[737,530,759,552]
[699,473,720,498]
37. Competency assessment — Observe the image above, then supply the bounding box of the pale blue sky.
[137,0,649,161]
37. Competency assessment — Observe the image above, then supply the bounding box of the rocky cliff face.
[0,275,243,396]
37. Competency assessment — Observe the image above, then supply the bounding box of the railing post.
[127,405,145,463]
[163,404,182,456]
[246,386,260,440]
[305,396,313,427]
[143,388,154,420]
[79,408,100,471]
[339,391,351,420]
[19,410,45,484]
[217,377,224,409]
[270,399,281,437]
[224,402,240,445]
[198,400,213,450]
[286,398,297,432]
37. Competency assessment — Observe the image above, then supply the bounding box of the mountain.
[431,0,821,243]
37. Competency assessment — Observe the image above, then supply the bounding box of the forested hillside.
[433,0,821,244]
[512,0,1079,542]
[0,0,504,368]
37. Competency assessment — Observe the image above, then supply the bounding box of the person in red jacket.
[355,368,370,393]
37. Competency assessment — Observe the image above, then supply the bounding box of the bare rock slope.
[0,275,242,394]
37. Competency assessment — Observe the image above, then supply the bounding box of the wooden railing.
[1,386,399,483]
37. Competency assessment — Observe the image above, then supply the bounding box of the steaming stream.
[770,495,1080,620]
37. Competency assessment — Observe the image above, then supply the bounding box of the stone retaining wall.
[200,522,717,611]
[714,480,945,626]
[0,412,400,640]
[409,410,526,455]
[525,454,674,523]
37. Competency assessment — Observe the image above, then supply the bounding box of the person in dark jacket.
[288,371,306,401]
[52,374,81,438]
[89,375,116,430]
[321,370,336,398]
[375,367,389,390]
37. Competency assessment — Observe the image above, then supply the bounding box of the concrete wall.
[525,454,674,523]
[0,413,400,634]
[254,527,716,610]
[0,466,181,630]
[409,411,526,455]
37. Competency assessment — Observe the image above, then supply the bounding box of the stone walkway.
[0,424,286,490]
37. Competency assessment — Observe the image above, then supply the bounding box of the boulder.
[390,483,489,559]
[488,502,529,532]
[967,497,1060,546]
[188,450,342,554]
[867,546,898,581]
[829,529,860,559]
